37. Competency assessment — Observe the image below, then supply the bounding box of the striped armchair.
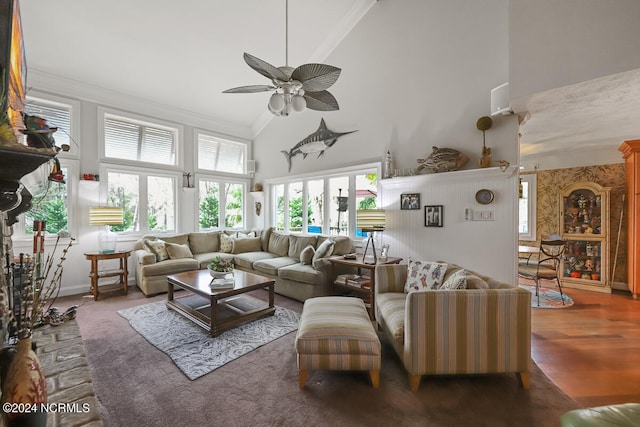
[375,263,531,392]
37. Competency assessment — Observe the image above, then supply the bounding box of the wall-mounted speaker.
[247,160,256,174]
[490,82,513,116]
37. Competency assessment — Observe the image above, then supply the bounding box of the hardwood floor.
[530,281,640,407]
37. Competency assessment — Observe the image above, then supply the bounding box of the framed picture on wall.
[425,205,443,227]
[400,193,420,210]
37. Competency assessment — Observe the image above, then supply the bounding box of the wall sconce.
[255,201,262,216]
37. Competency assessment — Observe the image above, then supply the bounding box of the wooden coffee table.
[166,269,275,337]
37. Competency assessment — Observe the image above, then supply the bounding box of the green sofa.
[132,227,354,301]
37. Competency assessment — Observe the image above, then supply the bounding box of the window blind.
[197,134,245,174]
[104,115,176,165]
[24,100,71,147]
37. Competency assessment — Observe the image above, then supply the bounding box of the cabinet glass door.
[563,240,603,282]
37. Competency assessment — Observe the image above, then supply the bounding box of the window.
[13,158,78,240]
[197,132,247,175]
[197,178,246,231]
[103,112,177,166]
[519,174,537,241]
[24,97,73,149]
[269,164,379,236]
[105,167,177,233]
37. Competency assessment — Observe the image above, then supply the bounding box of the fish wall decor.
[281,118,357,172]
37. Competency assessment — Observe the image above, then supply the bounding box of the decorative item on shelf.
[89,207,124,254]
[356,209,386,265]
[182,172,194,189]
[281,118,357,172]
[400,193,420,210]
[415,146,469,174]
[222,0,342,117]
[253,182,263,192]
[382,150,394,179]
[476,116,493,168]
[81,173,99,181]
[425,205,444,227]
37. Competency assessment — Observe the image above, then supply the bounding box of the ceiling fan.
[222,0,341,117]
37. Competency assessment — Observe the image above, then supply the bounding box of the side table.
[84,250,131,300]
[329,254,402,319]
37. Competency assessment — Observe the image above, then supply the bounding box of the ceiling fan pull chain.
[285,0,289,67]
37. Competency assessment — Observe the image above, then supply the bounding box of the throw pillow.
[236,231,256,238]
[404,259,448,293]
[465,274,490,289]
[220,233,234,253]
[165,242,194,260]
[231,236,262,254]
[312,239,335,268]
[268,231,290,257]
[300,245,315,265]
[144,239,169,262]
[439,268,467,290]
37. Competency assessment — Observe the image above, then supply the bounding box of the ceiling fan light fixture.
[269,93,285,112]
[291,94,306,112]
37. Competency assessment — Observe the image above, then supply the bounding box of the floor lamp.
[356,209,386,265]
[89,207,124,254]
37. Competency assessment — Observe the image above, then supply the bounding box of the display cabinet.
[559,182,611,293]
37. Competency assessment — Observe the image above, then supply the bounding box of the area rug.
[117,296,300,380]
[519,284,574,308]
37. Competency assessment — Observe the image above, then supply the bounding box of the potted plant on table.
[208,256,234,279]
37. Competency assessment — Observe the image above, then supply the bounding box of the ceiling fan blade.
[292,63,341,92]
[222,85,276,94]
[243,53,288,82]
[303,90,340,111]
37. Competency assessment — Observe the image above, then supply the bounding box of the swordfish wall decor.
[281,118,357,172]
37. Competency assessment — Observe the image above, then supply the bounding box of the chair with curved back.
[518,239,566,306]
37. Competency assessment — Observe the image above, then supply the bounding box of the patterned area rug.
[519,284,575,308]
[117,296,300,380]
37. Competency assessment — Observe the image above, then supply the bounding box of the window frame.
[194,174,248,231]
[265,163,380,238]
[11,158,79,244]
[100,163,181,235]
[519,173,537,241]
[194,129,251,178]
[98,106,183,170]
[25,92,81,160]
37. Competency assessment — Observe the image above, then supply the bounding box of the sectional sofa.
[132,227,355,302]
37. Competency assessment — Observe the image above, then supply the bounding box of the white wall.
[509,0,640,101]
[253,0,517,182]
[380,167,518,283]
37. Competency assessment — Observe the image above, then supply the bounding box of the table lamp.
[89,207,124,254]
[356,209,386,264]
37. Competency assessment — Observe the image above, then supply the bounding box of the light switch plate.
[473,209,495,221]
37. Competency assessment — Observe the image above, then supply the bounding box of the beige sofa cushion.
[253,257,298,276]
[288,235,318,260]
[232,237,262,254]
[376,292,407,345]
[268,231,290,257]
[317,235,353,255]
[141,258,199,276]
[254,227,273,251]
[278,263,322,285]
[189,231,220,254]
[234,252,277,270]
[300,245,315,265]
[161,234,189,245]
[165,242,194,259]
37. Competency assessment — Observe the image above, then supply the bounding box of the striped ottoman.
[295,296,381,388]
